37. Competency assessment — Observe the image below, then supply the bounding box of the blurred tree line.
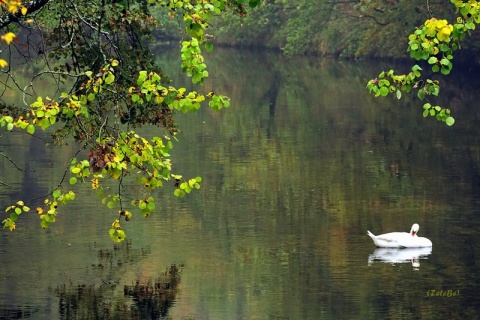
[179,0,480,61]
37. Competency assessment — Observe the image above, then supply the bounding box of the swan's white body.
[367,224,432,248]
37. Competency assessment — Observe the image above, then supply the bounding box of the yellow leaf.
[8,4,18,13]
[0,59,7,68]
[21,7,27,15]
[1,32,16,45]
[436,20,448,29]
[440,25,453,37]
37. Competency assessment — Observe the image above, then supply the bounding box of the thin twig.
[0,151,35,172]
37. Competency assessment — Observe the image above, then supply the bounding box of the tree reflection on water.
[54,241,183,320]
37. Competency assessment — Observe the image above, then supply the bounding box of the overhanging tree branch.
[0,0,250,239]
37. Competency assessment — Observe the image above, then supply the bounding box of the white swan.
[367,223,432,248]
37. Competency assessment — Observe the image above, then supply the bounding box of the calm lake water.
[1,47,480,319]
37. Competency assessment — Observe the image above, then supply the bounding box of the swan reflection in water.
[368,247,432,268]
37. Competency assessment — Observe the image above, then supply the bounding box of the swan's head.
[410,223,420,237]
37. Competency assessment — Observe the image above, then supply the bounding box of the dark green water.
[0,48,479,319]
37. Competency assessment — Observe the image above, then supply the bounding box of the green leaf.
[379,87,389,96]
[192,73,202,84]
[396,89,402,100]
[411,65,422,71]
[53,189,61,198]
[446,117,455,126]
[174,189,185,197]
[418,90,425,100]
[440,58,451,66]
[137,70,148,85]
[249,0,260,7]
[105,72,115,85]
[27,124,35,134]
[205,42,214,52]
[378,79,390,87]
[147,202,155,211]
[69,177,77,185]
[466,21,475,30]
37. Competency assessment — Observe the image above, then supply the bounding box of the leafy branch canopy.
[0,0,259,241]
[367,0,480,126]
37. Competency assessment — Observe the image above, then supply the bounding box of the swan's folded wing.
[376,236,398,244]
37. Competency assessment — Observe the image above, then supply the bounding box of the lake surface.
[1,48,480,319]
